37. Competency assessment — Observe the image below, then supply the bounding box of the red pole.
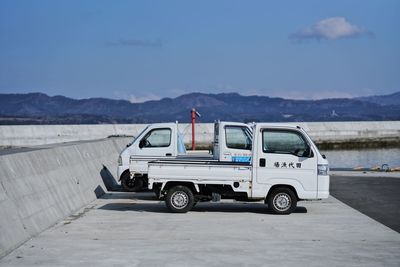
[191,108,196,150]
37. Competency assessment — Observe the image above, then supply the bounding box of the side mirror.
[297,146,313,158]
[304,146,314,158]
[139,139,145,149]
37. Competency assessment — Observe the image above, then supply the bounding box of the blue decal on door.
[232,156,252,162]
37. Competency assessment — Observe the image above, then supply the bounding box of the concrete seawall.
[1,121,400,148]
[0,137,130,258]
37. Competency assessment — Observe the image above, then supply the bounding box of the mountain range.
[0,91,399,124]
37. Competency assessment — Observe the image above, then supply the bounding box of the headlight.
[318,164,329,176]
[118,156,122,166]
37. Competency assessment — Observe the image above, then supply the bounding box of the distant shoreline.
[188,139,400,151]
[315,139,400,150]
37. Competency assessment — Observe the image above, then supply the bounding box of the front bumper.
[317,175,330,198]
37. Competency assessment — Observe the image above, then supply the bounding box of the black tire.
[267,187,297,214]
[153,186,161,197]
[120,172,144,192]
[165,186,195,213]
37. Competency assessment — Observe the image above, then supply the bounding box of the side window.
[142,128,171,148]
[225,126,252,150]
[262,130,308,156]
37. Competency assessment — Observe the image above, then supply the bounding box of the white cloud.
[290,17,372,41]
[128,93,161,103]
[112,90,161,103]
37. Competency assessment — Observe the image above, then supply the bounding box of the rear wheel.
[267,187,297,214]
[120,172,144,192]
[165,186,195,213]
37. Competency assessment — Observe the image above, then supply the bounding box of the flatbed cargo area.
[149,159,251,166]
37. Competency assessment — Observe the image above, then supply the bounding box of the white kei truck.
[117,121,253,191]
[147,123,330,214]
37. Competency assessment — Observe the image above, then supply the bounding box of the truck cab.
[147,123,330,214]
[213,121,252,162]
[117,122,184,191]
[117,121,253,191]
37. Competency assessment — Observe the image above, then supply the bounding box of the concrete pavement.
[330,174,400,233]
[1,192,399,267]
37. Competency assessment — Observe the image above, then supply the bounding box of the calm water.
[321,148,400,169]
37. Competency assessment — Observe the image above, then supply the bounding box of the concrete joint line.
[0,180,7,195]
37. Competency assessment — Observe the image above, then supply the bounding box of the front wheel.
[267,187,297,214]
[120,172,144,192]
[165,186,195,213]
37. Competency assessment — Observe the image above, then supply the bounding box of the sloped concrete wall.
[0,124,146,147]
[0,137,130,258]
[1,121,400,148]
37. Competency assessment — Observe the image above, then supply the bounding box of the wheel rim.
[171,191,189,209]
[273,193,291,211]
[126,178,135,187]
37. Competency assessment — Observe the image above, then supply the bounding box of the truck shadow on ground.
[101,192,157,200]
[100,165,123,191]
[98,192,307,214]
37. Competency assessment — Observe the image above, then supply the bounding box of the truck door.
[221,125,252,162]
[136,127,175,157]
[254,128,318,197]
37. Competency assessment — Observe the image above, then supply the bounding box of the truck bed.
[148,159,252,186]
[130,153,213,161]
[150,159,251,166]
[129,154,214,175]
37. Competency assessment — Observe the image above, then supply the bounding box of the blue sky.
[0,0,399,102]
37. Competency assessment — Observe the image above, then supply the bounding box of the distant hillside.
[0,91,399,124]
[356,91,400,106]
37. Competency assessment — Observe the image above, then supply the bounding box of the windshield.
[225,126,253,150]
[245,127,253,140]
[127,125,150,147]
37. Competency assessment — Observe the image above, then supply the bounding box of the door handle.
[259,158,266,167]
[166,153,172,156]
